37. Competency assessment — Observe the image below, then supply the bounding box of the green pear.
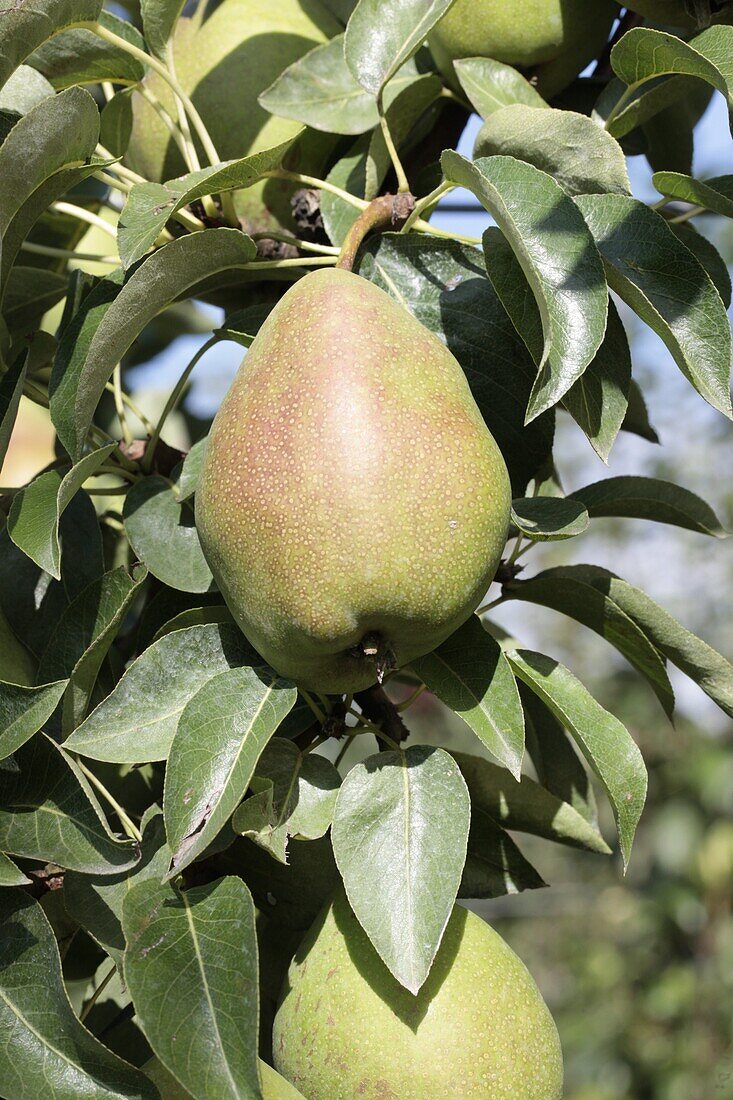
[617,0,733,26]
[126,0,340,233]
[429,0,618,97]
[144,1055,306,1098]
[196,268,511,694]
[273,890,564,1099]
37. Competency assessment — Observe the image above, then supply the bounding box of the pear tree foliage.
[0,0,732,1096]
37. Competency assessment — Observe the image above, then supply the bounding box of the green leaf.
[165,665,297,874]
[672,223,732,308]
[570,475,728,536]
[413,616,525,777]
[453,56,547,118]
[36,564,148,735]
[151,605,232,643]
[0,735,139,873]
[0,65,54,115]
[65,811,172,967]
[332,745,470,993]
[609,26,733,136]
[65,623,258,763]
[0,852,29,886]
[118,144,288,268]
[0,889,157,1100]
[0,85,100,300]
[506,649,647,869]
[453,749,609,855]
[231,833,339,932]
[364,73,441,199]
[474,106,630,196]
[232,739,340,864]
[123,876,261,1100]
[215,305,271,348]
[505,567,675,716]
[653,170,733,218]
[622,379,659,444]
[173,437,208,501]
[0,355,26,470]
[355,233,554,493]
[511,496,589,541]
[483,226,631,459]
[50,230,257,460]
[7,446,115,577]
[459,808,547,899]
[0,679,67,761]
[260,35,377,134]
[4,267,68,333]
[552,566,733,719]
[596,73,702,141]
[141,0,186,59]
[344,0,454,95]
[521,684,600,827]
[576,192,732,419]
[100,85,134,157]
[0,607,35,688]
[0,0,103,92]
[320,134,371,245]
[26,11,146,89]
[442,151,608,421]
[123,475,214,593]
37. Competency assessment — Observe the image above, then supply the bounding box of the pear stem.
[354,685,409,747]
[335,193,416,272]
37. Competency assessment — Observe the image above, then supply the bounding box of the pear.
[196,268,511,694]
[429,0,618,98]
[273,890,564,1099]
[126,0,340,233]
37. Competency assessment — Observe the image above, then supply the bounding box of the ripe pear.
[273,890,564,1099]
[429,0,618,98]
[617,0,733,26]
[126,0,340,233]
[196,268,511,694]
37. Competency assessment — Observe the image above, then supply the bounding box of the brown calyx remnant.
[352,632,397,685]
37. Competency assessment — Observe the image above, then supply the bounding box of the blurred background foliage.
[2,80,732,1100]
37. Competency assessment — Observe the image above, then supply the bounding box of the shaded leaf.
[123,876,261,1100]
[459,807,547,900]
[576,192,732,419]
[0,355,26,470]
[511,496,589,541]
[412,615,525,778]
[332,745,470,993]
[442,151,608,421]
[141,0,186,59]
[65,622,258,764]
[672,223,732,308]
[0,735,138,873]
[0,0,102,92]
[0,679,67,762]
[165,665,297,874]
[507,649,647,869]
[570,475,727,536]
[123,475,213,593]
[27,10,145,88]
[0,889,156,1100]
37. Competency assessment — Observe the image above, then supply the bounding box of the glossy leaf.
[50,230,256,460]
[507,649,647,869]
[118,144,287,268]
[0,889,156,1100]
[344,0,454,95]
[0,735,138,873]
[0,0,103,92]
[570,476,727,536]
[453,56,546,118]
[0,679,67,761]
[412,615,525,777]
[576,193,732,419]
[356,233,554,493]
[65,622,258,763]
[475,106,630,196]
[332,745,470,993]
[165,665,297,874]
[7,445,114,577]
[232,739,340,864]
[442,151,608,421]
[123,876,261,1100]
[505,567,675,717]
[123,475,214,593]
[453,750,609,855]
[511,497,589,541]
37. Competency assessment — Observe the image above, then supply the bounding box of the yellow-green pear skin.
[196,268,511,695]
[273,892,564,1100]
[616,0,733,26]
[429,0,617,97]
[126,0,340,232]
